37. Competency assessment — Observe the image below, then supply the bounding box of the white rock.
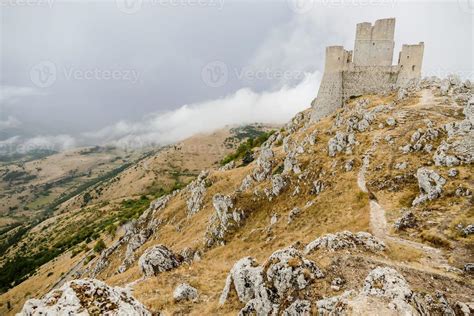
[271,174,287,196]
[253,148,274,182]
[186,170,209,216]
[386,117,397,126]
[138,245,182,277]
[312,180,325,195]
[305,231,385,254]
[448,168,458,177]
[240,174,254,191]
[288,207,301,223]
[283,299,311,316]
[412,168,446,206]
[173,283,198,302]
[18,279,150,316]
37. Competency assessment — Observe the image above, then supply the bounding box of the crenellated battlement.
[311,18,424,122]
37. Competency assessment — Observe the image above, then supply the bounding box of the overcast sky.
[0,0,472,152]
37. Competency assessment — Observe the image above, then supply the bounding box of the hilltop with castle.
[311,18,424,121]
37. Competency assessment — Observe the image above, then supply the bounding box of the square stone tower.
[353,18,396,66]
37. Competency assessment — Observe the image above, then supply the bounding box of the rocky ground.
[2,76,473,315]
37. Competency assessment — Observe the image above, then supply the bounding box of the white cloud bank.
[1,72,320,154]
[84,72,320,149]
[0,135,77,155]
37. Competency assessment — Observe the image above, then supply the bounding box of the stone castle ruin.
[311,18,424,121]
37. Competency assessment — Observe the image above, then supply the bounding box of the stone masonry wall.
[342,65,399,100]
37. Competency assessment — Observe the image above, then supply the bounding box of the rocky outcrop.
[433,96,473,166]
[285,112,308,135]
[394,210,417,231]
[205,194,244,247]
[328,132,356,157]
[138,245,182,277]
[317,266,472,315]
[344,159,354,172]
[283,151,302,175]
[239,174,254,191]
[219,247,324,314]
[361,267,415,313]
[219,257,264,305]
[412,168,446,206]
[270,174,287,196]
[219,161,235,171]
[312,180,325,195]
[94,194,171,276]
[283,299,312,316]
[400,126,440,154]
[315,268,414,314]
[462,224,474,236]
[118,227,154,273]
[186,170,209,216]
[253,148,274,182]
[287,207,301,224]
[173,283,199,302]
[304,231,385,254]
[18,279,150,316]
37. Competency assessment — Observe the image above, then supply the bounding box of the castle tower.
[397,42,424,86]
[310,46,351,122]
[353,18,395,66]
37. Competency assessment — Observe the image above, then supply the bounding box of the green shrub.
[93,239,106,253]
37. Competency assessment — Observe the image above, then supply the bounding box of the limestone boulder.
[240,174,254,191]
[394,210,417,231]
[186,170,209,216]
[328,132,356,157]
[283,151,301,175]
[253,147,274,182]
[18,279,150,316]
[266,247,324,298]
[271,174,287,196]
[304,231,385,254]
[219,247,324,315]
[283,299,312,316]
[173,283,198,302]
[138,245,182,277]
[412,168,446,206]
[219,257,265,305]
[205,194,244,247]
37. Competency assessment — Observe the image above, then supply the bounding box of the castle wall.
[396,42,424,86]
[342,65,399,100]
[311,72,343,122]
[353,18,395,67]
